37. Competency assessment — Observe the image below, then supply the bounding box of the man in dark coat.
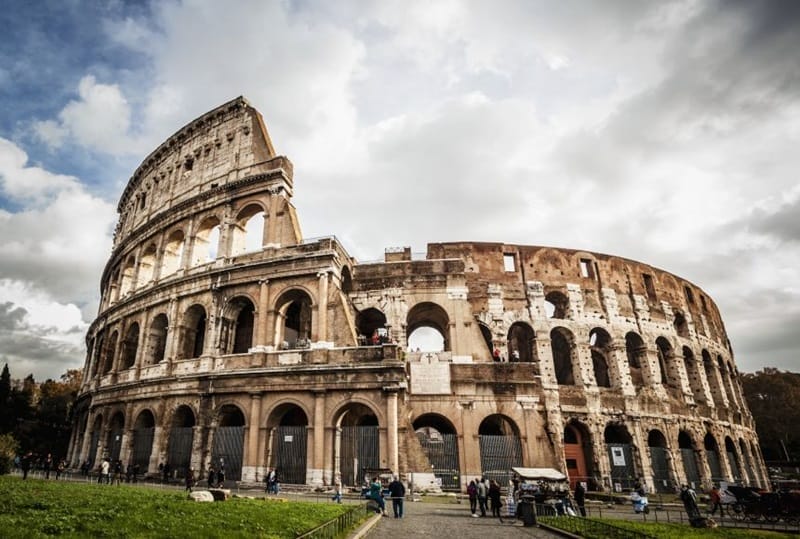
[574,482,586,516]
[388,476,406,518]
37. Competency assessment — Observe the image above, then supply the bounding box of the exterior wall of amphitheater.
[69,97,767,493]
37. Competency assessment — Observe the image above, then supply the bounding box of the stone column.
[254,280,270,349]
[310,389,326,485]
[385,388,400,475]
[165,297,180,363]
[241,393,262,481]
[148,426,165,474]
[315,271,331,347]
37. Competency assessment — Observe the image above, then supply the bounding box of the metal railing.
[538,514,654,539]
[295,505,362,539]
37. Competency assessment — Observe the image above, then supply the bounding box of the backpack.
[467,484,477,497]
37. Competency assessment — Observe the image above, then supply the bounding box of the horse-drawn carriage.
[723,485,800,523]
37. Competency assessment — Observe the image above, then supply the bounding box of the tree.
[0,433,18,474]
[741,368,800,461]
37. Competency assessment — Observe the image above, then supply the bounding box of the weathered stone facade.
[68,97,766,493]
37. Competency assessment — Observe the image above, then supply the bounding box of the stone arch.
[137,243,157,287]
[406,301,451,351]
[231,202,266,256]
[120,323,139,370]
[333,401,380,487]
[604,423,636,489]
[413,413,460,490]
[702,349,725,406]
[340,266,353,294]
[211,404,246,482]
[589,327,612,388]
[550,327,575,385]
[88,414,104,467]
[167,405,196,478]
[179,304,207,359]
[146,313,168,365]
[91,332,105,378]
[682,346,704,403]
[725,436,742,484]
[478,414,522,486]
[705,432,723,484]
[161,229,185,277]
[674,311,690,339]
[103,330,119,374]
[266,402,309,485]
[222,296,255,354]
[131,409,155,473]
[678,430,701,487]
[274,288,314,349]
[625,332,646,387]
[544,290,569,319]
[478,322,493,358]
[191,215,221,266]
[738,438,753,485]
[106,411,125,463]
[119,255,136,297]
[564,420,595,490]
[655,336,673,386]
[356,307,387,344]
[108,267,120,304]
[508,321,537,365]
[648,429,671,492]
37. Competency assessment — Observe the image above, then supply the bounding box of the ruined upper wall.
[113,97,292,246]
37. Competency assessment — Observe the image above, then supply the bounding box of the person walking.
[477,477,488,517]
[708,485,722,516]
[467,479,478,517]
[574,482,586,517]
[44,453,53,479]
[185,468,196,493]
[20,452,31,480]
[388,476,406,518]
[489,480,502,518]
[331,479,342,503]
[99,458,110,484]
[370,476,387,516]
[207,466,216,488]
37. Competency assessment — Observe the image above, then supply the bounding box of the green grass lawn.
[539,515,796,539]
[0,476,363,538]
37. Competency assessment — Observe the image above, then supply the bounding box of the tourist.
[55,459,65,480]
[216,465,225,488]
[477,477,488,517]
[113,459,123,485]
[162,462,171,484]
[388,476,406,518]
[370,477,386,516]
[185,468,195,492]
[332,479,342,503]
[680,485,701,520]
[99,458,110,484]
[207,466,216,488]
[489,480,502,518]
[267,468,277,494]
[708,485,722,516]
[574,482,586,516]
[467,479,478,517]
[44,453,53,479]
[20,452,31,480]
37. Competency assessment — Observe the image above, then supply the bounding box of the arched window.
[106,412,125,462]
[682,346,704,402]
[180,304,207,359]
[119,256,136,297]
[679,431,701,486]
[230,204,265,256]
[147,314,169,364]
[137,244,157,287]
[508,322,537,364]
[191,217,221,265]
[478,323,493,359]
[625,332,645,387]
[275,289,313,349]
[703,350,725,406]
[356,308,387,345]
[705,433,723,483]
[648,430,671,492]
[590,328,612,387]
[161,230,185,276]
[102,331,118,374]
[407,302,450,351]
[674,312,689,339]
[564,421,594,490]
[91,333,105,378]
[224,297,255,354]
[121,323,139,370]
[544,291,569,319]
[655,337,672,386]
[604,424,635,489]
[550,328,574,385]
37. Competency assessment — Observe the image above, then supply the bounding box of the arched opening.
[413,414,460,490]
[191,216,221,266]
[564,422,594,490]
[605,424,636,489]
[589,328,612,388]
[223,297,254,354]
[407,302,450,351]
[119,256,136,297]
[678,431,701,487]
[750,441,763,487]
[655,337,672,386]
[147,314,169,365]
[648,430,671,493]
[275,289,313,349]
[705,433,723,484]
[356,308,387,345]
[107,268,120,305]
[674,312,689,339]
[267,404,309,485]
[544,291,569,319]
[725,436,742,484]
[478,414,522,487]
[738,438,753,486]
[719,356,739,409]
[91,333,105,378]
[180,304,207,359]
[550,328,575,385]
[102,331,118,374]
[508,322,537,365]
[478,323,493,359]
[121,323,139,370]
[131,410,155,473]
[88,415,103,468]
[211,404,246,482]
[340,266,353,294]
[682,346,704,403]
[625,332,646,388]
[106,412,125,463]
[168,405,196,479]
[137,244,157,287]
[161,230,185,277]
[231,204,266,256]
[335,403,379,487]
[702,350,725,406]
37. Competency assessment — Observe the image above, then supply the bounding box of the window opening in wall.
[700,295,707,311]
[685,286,694,304]
[643,273,657,301]
[579,258,594,279]
[184,157,194,171]
[139,193,146,210]
[503,253,516,272]
[407,326,444,352]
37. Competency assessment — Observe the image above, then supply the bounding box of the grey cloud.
[0,302,27,330]
[750,199,800,243]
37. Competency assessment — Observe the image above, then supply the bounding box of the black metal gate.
[340,426,379,487]
[273,426,307,484]
[707,450,723,484]
[211,426,245,481]
[168,427,194,478]
[649,446,671,493]
[681,448,701,487]
[479,435,522,487]
[726,451,741,483]
[131,427,154,472]
[108,428,123,462]
[417,432,460,490]
[606,443,635,489]
[89,429,101,467]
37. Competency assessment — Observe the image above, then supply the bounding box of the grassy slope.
[0,476,358,538]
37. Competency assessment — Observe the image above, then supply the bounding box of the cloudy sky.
[0,0,798,381]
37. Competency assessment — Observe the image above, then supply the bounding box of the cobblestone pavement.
[366,501,562,538]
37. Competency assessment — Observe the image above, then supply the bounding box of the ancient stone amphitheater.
[68,97,766,493]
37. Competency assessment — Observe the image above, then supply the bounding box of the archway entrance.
[413,414,460,490]
[106,412,125,462]
[648,430,671,493]
[88,416,103,468]
[478,414,522,487]
[211,405,245,482]
[705,433,723,485]
[168,406,195,479]
[679,431,700,488]
[268,404,308,485]
[564,422,593,490]
[605,424,635,490]
[131,410,155,473]
[725,437,742,484]
[336,404,379,487]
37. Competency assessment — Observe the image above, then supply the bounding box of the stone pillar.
[242,393,262,481]
[79,410,97,467]
[314,271,331,347]
[310,389,326,485]
[149,426,165,474]
[165,297,180,363]
[254,279,270,349]
[385,388,399,475]
[266,193,280,246]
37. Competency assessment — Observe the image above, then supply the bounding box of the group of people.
[264,468,280,494]
[368,476,406,518]
[466,477,503,517]
[16,452,67,480]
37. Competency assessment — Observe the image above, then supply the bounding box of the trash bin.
[517,495,537,527]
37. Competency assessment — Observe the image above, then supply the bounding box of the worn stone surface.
[188,490,214,502]
[68,97,766,495]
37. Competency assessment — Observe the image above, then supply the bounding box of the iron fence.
[295,505,362,539]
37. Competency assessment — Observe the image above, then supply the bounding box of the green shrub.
[0,434,18,475]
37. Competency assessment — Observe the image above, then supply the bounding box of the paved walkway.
[366,500,562,538]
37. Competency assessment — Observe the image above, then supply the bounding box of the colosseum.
[68,96,766,494]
